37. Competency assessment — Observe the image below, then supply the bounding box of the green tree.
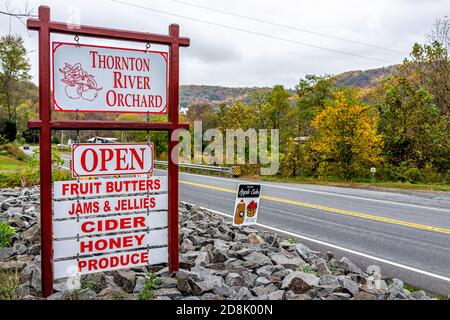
[377,76,449,171]
[308,92,383,179]
[115,114,147,142]
[292,75,337,139]
[0,35,30,122]
[259,85,291,130]
[401,17,450,115]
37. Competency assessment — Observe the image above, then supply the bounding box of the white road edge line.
[181,201,450,283]
[172,170,450,213]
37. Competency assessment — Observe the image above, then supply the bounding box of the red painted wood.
[35,6,53,298]
[168,24,180,274]
[27,18,190,47]
[28,120,189,131]
[28,5,190,297]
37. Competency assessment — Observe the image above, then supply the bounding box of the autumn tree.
[186,101,218,129]
[218,102,258,131]
[0,35,30,120]
[307,93,383,179]
[280,137,301,177]
[279,75,337,175]
[401,17,450,115]
[377,76,449,171]
[0,34,30,141]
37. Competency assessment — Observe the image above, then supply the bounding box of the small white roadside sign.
[232,184,262,226]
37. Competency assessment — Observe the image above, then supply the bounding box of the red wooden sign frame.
[27,6,190,297]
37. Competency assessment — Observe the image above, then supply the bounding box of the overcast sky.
[0,0,447,88]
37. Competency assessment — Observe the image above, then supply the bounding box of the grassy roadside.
[0,144,71,188]
[0,145,28,187]
[258,176,450,193]
[0,155,27,171]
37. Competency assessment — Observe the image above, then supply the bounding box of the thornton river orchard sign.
[53,43,168,113]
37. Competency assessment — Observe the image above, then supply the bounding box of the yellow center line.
[180,180,450,236]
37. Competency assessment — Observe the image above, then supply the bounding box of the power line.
[170,0,408,55]
[110,0,394,63]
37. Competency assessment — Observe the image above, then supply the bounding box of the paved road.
[23,147,450,295]
[171,170,450,295]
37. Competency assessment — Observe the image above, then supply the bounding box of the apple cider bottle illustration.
[234,199,246,225]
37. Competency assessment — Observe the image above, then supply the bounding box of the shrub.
[0,222,15,247]
[0,135,8,145]
[0,143,26,159]
[0,173,21,188]
[52,134,60,145]
[2,121,17,142]
[139,273,162,300]
[20,148,67,187]
[20,156,39,187]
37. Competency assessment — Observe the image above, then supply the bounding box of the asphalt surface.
[24,147,450,295]
[172,170,450,295]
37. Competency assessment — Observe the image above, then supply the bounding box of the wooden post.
[36,6,53,297]
[168,24,180,274]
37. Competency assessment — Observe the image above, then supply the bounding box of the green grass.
[403,283,420,293]
[286,237,296,244]
[0,155,27,171]
[0,144,28,172]
[0,270,20,300]
[296,265,319,276]
[258,176,450,193]
[52,145,71,155]
[0,221,15,247]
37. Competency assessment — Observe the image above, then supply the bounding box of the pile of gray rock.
[0,187,440,300]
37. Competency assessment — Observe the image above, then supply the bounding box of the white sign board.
[53,145,168,279]
[71,143,154,177]
[53,176,167,199]
[52,42,168,114]
[53,247,168,280]
[54,229,168,259]
[232,184,262,226]
[53,193,168,219]
[53,211,168,238]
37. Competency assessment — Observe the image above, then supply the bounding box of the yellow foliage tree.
[218,103,258,131]
[307,93,383,179]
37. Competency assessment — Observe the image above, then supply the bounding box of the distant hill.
[179,85,273,109]
[334,65,399,88]
[180,65,398,108]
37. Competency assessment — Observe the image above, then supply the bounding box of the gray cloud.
[1,0,447,87]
